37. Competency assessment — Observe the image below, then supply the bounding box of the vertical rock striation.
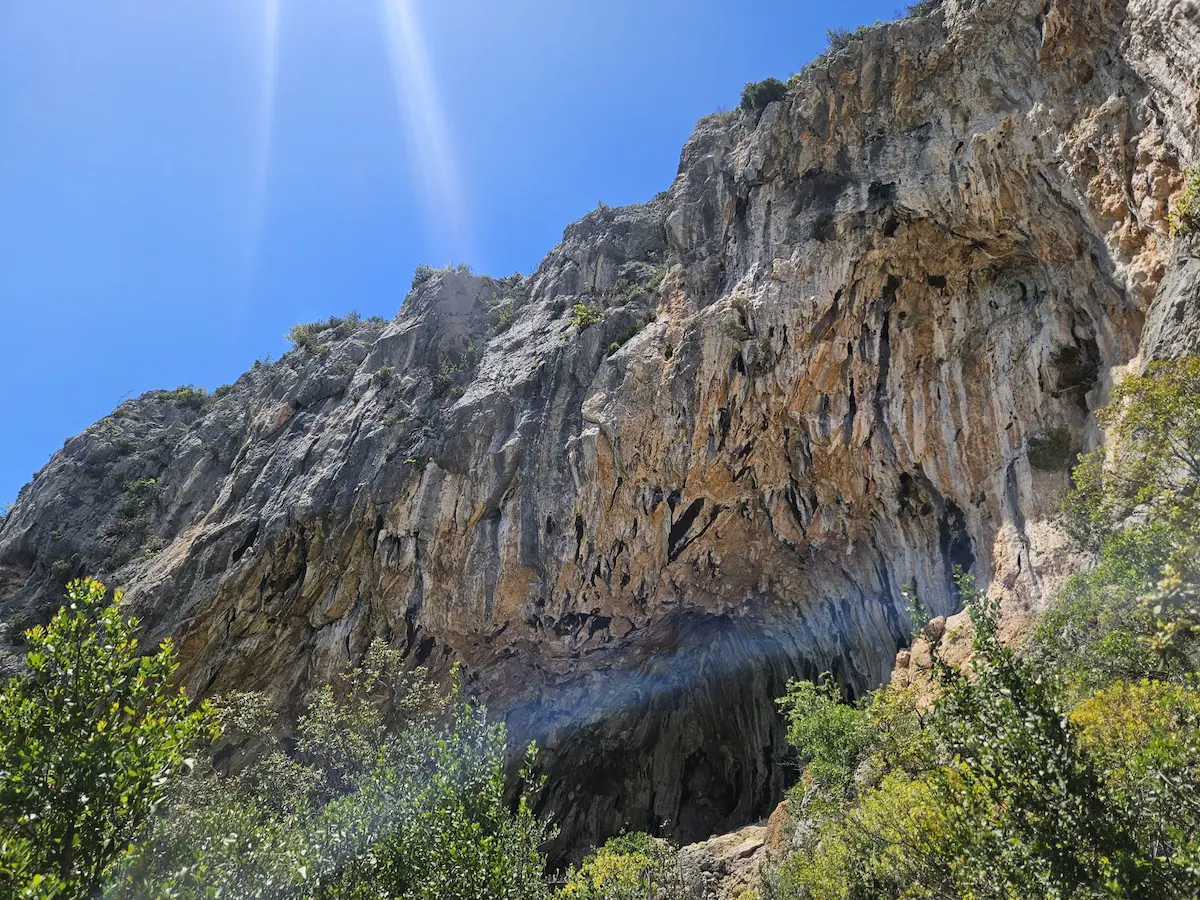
[2,0,1198,855]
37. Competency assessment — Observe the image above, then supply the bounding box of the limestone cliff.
[1,0,1198,857]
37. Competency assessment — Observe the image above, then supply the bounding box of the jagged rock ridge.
[2,0,1198,858]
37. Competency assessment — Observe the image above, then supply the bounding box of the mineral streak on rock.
[1,0,1197,857]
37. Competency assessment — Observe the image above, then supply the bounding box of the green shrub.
[286,323,319,351]
[570,303,604,331]
[285,313,363,352]
[768,574,1200,899]
[119,477,158,520]
[411,264,436,290]
[0,579,214,896]
[606,323,644,356]
[118,648,552,899]
[1062,357,1200,550]
[557,832,683,900]
[1060,357,1200,669]
[822,23,879,58]
[778,678,868,800]
[1168,166,1200,237]
[739,78,787,112]
[412,263,474,292]
[153,385,209,409]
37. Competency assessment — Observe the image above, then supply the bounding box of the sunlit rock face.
[2,0,1198,857]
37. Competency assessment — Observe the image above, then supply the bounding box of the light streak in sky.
[379,0,472,259]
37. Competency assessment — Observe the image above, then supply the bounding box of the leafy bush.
[557,832,683,900]
[768,576,1200,899]
[1168,166,1200,237]
[118,646,552,899]
[824,23,878,55]
[118,476,158,520]
[570,304,604,331]
[494,305,516,329]
[739,78,787,113]
[1061,357,1200,663]
[606,323,644,356]
[0,579,214,896]
[411,264,437,290]
[286,313,363,352]
[412,263,474,292]
[151,385,209,409]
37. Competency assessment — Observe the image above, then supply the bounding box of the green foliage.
[557,832,683,900]
[739,78,787,113]
[767,573,1200,899]
[151,385,209,410]
[778,678,869,801]
[493,304,516,329]
[412,263,474,291]
[1063,357,1200,548]
[606,323,644,357]
[118,648,553,899]
[706,108,741,126]
[0,579,214,896]
[1168,166,1200,237]
[1071,678,1200,872]
[118,476,158,522]
[1028,522,1173,699]
[1061,357,1200,663]
[824,24,877,54]
[411,264,436,289]
[0,833,66,899]
[570,303,604,331]
[286,313,362,352]
[435,349,474,390]
[930,578,1177,897]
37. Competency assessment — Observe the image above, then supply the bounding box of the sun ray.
[246,0,281,273]
[379,0,472,260]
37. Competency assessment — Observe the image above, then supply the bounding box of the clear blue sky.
[0,0,895,508]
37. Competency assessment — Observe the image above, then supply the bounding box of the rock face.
[2,0,1198,859]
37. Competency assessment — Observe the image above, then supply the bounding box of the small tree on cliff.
[0,578,215,895]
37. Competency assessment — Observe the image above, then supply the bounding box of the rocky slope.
[2,0,1198,859]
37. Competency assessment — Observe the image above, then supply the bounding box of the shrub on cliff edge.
[740,78,787,112]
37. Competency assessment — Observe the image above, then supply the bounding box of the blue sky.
[0,0,896,508]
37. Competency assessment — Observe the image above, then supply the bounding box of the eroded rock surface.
[2,0,1198,858]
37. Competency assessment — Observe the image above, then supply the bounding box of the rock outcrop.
[2,0,1198,859]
